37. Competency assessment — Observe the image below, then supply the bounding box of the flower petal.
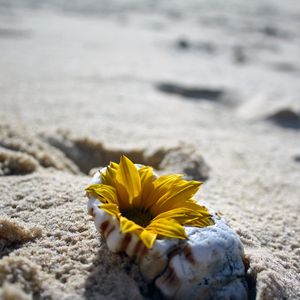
[120,216,144,233]
[146,218,188,240]
[139,166,155,205]
[152,207,198,222]
[116,156,141,207]
[100,203,121,217]
[109,161,119,170]
[120,216,157,249]
[101,164,118,186]
[151,180,202,215]
[145,174,182,210]
[152,204,213,226]
[86,184,118,204]
[139,230,157,249]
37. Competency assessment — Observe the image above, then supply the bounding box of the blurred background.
[0,0,299,168]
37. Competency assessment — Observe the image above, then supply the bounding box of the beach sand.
[0,1,299,299]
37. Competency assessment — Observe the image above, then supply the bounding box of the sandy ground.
[0,1,300,299]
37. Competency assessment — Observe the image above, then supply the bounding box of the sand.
[0,0,300,299]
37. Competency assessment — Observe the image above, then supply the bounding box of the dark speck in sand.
[262,26,280,37]
[293,155,300,163]
[0,28,32,39]
[271,62,299,74]
[261,25,292,40]
[232,45,248,64]
[176,38,190,50]
[175,38,216,54]
[156,82,224,102]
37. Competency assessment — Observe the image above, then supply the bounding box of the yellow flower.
[86,156,213,249]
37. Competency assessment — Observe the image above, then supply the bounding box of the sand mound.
[266,108,300,129]
[0,148,38,176]
[0,124,79,174]
[44,130,210,180]
[159,145,210,181]
[0,218,41,250]
[0,257,44,298]
[237,95,300,130]
[0,283,32,300]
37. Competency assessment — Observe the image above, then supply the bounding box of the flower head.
[86,156,213,249]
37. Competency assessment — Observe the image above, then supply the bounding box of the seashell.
[87,169,248,299]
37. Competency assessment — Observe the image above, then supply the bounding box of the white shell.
[87,170,248,299]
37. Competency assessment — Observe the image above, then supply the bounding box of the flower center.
[121,208,153,228]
